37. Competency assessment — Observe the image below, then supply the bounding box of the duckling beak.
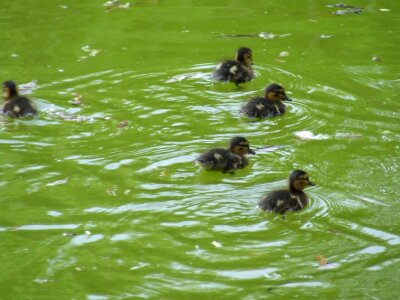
[284,96,293,101]
[308,181,316,186]
[248,148,256,154]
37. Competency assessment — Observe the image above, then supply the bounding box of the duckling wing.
[213,61,253,84]
[240,97,284,119]
[3,96,37,118]
[258,190,294,213]
[213,60,239,81]
[196,148,231,171]
[240,97,271,119]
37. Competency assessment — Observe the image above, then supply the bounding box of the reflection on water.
[1,0,400,299]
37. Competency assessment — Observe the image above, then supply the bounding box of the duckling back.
[3,96,37,118]
[240,97,286,119]
[258,190,308,213]
[196,148,248,173]
[213,60,254,85]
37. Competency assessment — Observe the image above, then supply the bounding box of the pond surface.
[1,0,399,299]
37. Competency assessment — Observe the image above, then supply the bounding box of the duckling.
[213,47,254,85]
[196,136,255,173]
[240,83,292,119]
[258,170,315,213]
[2,81,37,118]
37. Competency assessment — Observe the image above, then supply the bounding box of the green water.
[1,0,399,299]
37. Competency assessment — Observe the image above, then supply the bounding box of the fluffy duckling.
[213,47,254,85]
[258,170,315,213]
[196,136,255,173]
[2,81,37,118]
[240,83,292,119]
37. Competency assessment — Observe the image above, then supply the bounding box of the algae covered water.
[0,0,399,299]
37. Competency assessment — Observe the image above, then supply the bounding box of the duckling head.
[3,81,18,101]
[229,136,255,156]
[265,83,292,102]
[235,47,253,67]
[289,170,315,191]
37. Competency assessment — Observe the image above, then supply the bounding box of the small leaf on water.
[117,121,129,128]
[316,255,329,266]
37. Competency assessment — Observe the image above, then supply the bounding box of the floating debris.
[372,55,382,62]
[295,130,361,140]
[54,112,94,122]
[219,32,291,40]
[316,255,329,266]
[78,45,102,61]
[320,34,334,39]
[295,131,330,140]
[70,93,83,106]
[315,255,340,269]
[332,8,362,15]
[84,230,92,236]
[33,278,49,284]
[379,8,391,12]
[104,0,131,12]
[117,121,129,128]
[279,51,289,57]
[211,241,223,248]
[46,178,68,187]
[62,232,77,237]
[106,187,117,196]
[327,3,363,15]
[327,3,355,8]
